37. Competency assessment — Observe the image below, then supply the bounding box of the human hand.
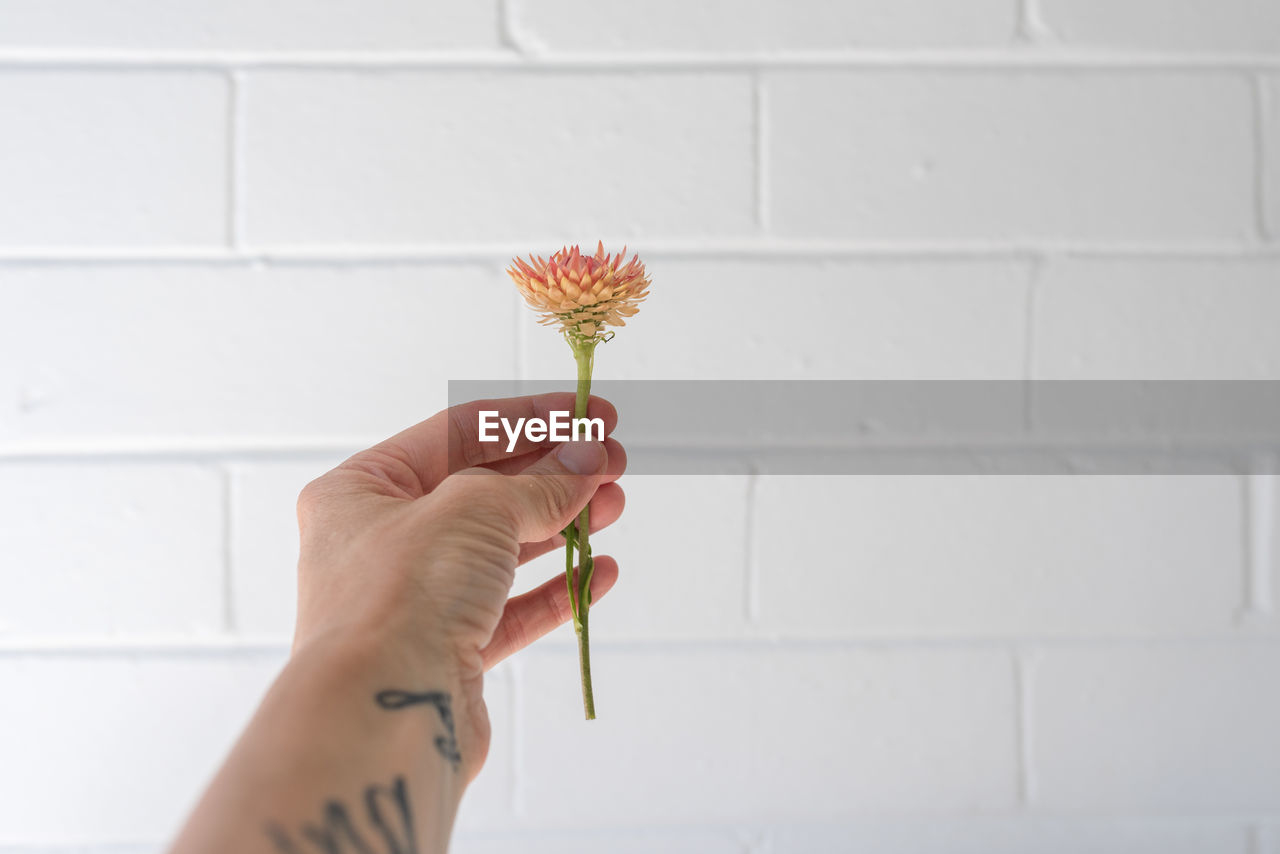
[291,394,626,782]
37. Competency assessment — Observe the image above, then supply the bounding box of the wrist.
[291,614,462,699]
[288,615,486,781]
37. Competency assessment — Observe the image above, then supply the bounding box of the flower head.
[507,241,650,345]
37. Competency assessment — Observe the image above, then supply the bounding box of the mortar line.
[1017,0,1055,45]
[753,70,769,232]
[745,827,772,854]
[0,640,291,656]
[1257,823,1275,854]
[1246,823,1261,854]
[5,241,1280,265]
[1013,647,1036,807]
[220,463,237,634]
[1015,0,1035,45]
[1257,75,1275,242]
[7,436,1280,462]
[497,0,525,56]
[1021,253,1044,430]
[743,464,761,624]
[4,50,1280,71]
[9,633,1280,656]
[225,70,243,250]
[513,285,526,385]
[509,657,525,817]
[1245,458,1277,619]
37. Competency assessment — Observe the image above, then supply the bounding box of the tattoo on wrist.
[261,690,459,852]
[375,689,462,770]
[264,775,416,854]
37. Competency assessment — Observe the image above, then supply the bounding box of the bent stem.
[566,336,598,719]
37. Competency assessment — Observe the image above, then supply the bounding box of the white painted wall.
[1,1,1278,851]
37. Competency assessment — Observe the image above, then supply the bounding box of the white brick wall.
[0,72,227,248]
[505,0,1021,51]
[1034,258,1280,379]
[766,72,1255,242]
[0,463,225,638]
[518,647,1018,823]
[0,1,500,52]
[519,259,1032,380]
[0,653,285,844]
[0,264,512,442]
[754,475,1246,639]
[241,72,755,246]
[1,0,1278,850]
[1035,0,1280,53]
[770,820,1253,853]
[1031,643,1280,811]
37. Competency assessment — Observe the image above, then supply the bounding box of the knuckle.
[448,406,482,469]
[500,606,531,658]
[429,483,522,557]
[532,472,578,521]
[542,578,571,625]
[295,476,327,519]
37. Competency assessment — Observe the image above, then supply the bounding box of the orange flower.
[507,240,650,343]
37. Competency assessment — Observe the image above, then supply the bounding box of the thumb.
[437,440,609,543]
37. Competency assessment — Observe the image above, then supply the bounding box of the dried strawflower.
[507,241,651,346]
[506,241,650,719]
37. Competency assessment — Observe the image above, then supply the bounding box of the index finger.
[369,393,618,494]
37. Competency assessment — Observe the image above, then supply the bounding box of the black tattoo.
[265,775,416,854]
[375,689,462,769]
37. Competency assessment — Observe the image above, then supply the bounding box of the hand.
[291,393,626,782]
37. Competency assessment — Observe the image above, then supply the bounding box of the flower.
[506,240,650,343]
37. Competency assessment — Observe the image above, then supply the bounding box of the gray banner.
[447,380,1280,474]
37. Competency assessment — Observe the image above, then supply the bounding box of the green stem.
[562,522,580,634]
[577,591,594,719]
[569,337,598,720]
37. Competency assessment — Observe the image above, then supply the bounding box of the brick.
[1034,259,1280,379]
[0,653,285,844]
[0,71,227,248]
[755,475,1243,638]
[456,662,516,830]
[519,647,1016,823]
[241,72,754,245]
[1266,474,1280,628]
[0,0,499,51]
[771,819,1250,853]
[519,259,1030,380]
[509,472,752,642]
[1268,78,1280,241]
[1032,643,1280,811]
[0,654,513,843]
[0,849,159,854]
[0,463,224,637]
[229,459,347,638]
[453,829,743,854]
[0,264,514,444]
[508,0,1018,51]
[1038,0,1280,53]
[766,72,1254,242]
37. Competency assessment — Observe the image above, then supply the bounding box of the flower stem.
[569,337,598,720]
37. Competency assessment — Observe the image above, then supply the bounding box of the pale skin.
[168,393,626,854]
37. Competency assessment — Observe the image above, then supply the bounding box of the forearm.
[168,626,473,854]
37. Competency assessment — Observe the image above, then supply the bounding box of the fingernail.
[556,440,605,474]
